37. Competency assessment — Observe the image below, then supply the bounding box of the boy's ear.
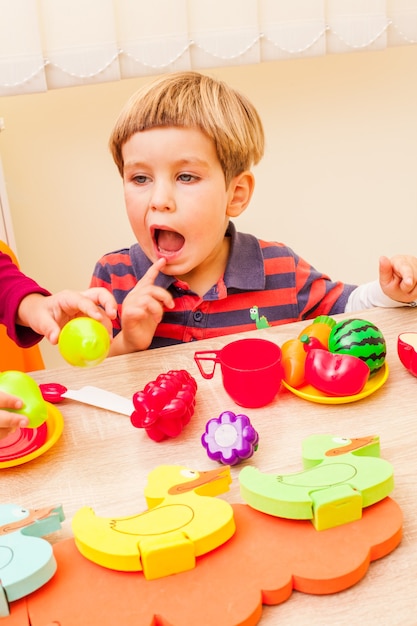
[226,171,255,218]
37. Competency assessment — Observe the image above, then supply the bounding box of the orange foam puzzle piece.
[5,498,402,626]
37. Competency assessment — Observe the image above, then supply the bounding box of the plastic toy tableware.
[397,332,417,377]
[0,403,64,469]
[40,383,134,415]
[282,363,389,405]
[194,338,283,408]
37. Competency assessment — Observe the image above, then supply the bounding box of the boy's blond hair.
[109,71,264,186]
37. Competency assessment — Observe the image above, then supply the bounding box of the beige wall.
[1,45,417,368]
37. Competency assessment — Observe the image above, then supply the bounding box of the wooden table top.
[2,306,417,625]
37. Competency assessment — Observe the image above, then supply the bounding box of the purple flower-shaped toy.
[201,410,259,465]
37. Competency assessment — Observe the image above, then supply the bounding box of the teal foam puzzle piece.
[0,504,64,615]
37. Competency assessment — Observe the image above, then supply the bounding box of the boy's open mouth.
[154,228,185,255]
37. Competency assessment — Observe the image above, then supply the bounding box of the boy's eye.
[132,174,149,184]
[178,173,196,182]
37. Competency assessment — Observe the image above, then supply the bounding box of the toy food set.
[0,315,406,624]
[281,317,388,404]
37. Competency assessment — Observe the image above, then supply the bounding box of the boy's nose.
[150,182,175,212]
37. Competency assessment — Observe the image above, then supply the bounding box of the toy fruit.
[280,337,307,388]
[297,315,336,348]
[58,317,110,367]
[328,319,386,374]
[202,411,259,465]
[281,316,335,388]
[397,332,417,377]
[0,370,48,428]
[131,370,197,442]
[304,348,370,396]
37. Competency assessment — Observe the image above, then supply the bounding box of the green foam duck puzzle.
[239,434,394,530]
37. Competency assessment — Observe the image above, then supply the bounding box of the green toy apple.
[58,317,110,368]
[0,370,48,428]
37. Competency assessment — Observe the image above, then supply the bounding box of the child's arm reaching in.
[109,258,174,356]
[16,287,118,344]
[346,255,417,312]
[379,255,417,303]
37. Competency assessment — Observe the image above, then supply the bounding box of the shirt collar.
[223,221,266,290]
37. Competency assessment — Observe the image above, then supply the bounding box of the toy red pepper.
[304,347,370,396]
[131,370,197,442]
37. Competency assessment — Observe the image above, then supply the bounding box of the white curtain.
[1,0,416,96]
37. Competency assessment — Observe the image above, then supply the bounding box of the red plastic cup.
[194,338,283,408]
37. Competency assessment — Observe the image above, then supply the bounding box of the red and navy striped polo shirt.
[90,222,356,349]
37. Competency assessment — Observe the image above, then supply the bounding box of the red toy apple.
[397,332,417,378]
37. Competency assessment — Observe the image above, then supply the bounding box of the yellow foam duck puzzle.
[72,464,235,580]
[239,434,394,530]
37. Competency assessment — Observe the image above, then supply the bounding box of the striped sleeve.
[90,249,138,335]
[259,241,356,319]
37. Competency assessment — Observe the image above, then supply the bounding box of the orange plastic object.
[0,326,44,373]
[0,241,45,373]
[6,498,402,626]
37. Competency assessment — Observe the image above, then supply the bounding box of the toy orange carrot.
[281,316,336,388]
[281,338,306,388]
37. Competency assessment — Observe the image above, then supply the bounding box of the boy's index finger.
[137,257,174,309]
[143,257,167,285]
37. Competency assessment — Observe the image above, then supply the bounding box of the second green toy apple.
[58,318,110,367]
[0,370,48,428]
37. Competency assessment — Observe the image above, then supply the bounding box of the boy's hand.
[0,391,29,439]
[379,255,417,303]
[17,288,118,344]
[110,258,174,355]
